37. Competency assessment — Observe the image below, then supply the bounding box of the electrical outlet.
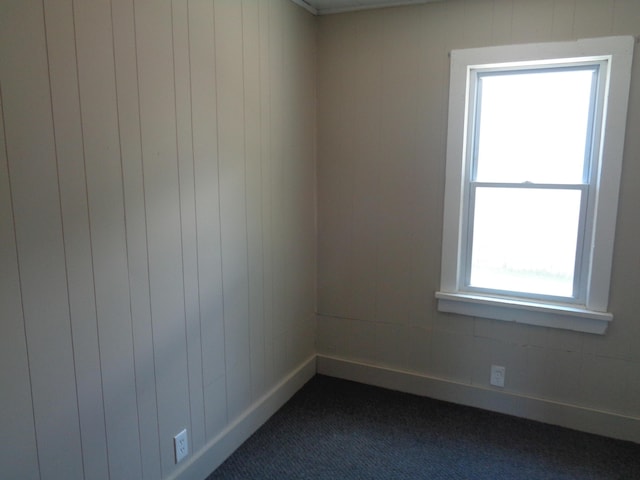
[490,365,505,387]
[174,429,188,464]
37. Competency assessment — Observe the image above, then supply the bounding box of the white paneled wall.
[317,0,640,424]
[2,0,639,477]
[0,1,316,479]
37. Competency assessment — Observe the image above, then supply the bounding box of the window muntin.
[462,64,601,303]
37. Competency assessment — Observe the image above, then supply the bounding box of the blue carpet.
[209,375,640,479]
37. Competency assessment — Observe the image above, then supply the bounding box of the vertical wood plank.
[411,5,446,330]
[491,0,514,45]
[0,2,84,478]
[511,0,553,43]
[42,1,109,478]
[550,0,576,40]
[134,0,190,474]
[214,0,252,420]
[73,0,142,478]
[172,0,206,454]
[242,0,267,401]
[572,0,615,37]
[110,0,162,477]
[462,0,493,46]
[279,0,298,367]
[259,0,276,389]
[287,0,315,367]
[288,4,316,366]
[0,74,40,480]
[375,9,420,331]
[439,0,466,51]
[612,0,640,33]
[269,0,289,380]
[350,12,383,323]
[188,0,227,439]
[316,14,356,320]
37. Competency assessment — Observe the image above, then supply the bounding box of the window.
[436,37,634,334]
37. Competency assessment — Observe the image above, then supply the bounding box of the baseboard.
[167,352,637,480]
[169,355,317,480]
[317,354,640,444]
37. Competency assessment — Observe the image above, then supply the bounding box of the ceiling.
[293,0,443,15]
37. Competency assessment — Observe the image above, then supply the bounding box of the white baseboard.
[317,354,640,444]
[169,355,317,480]
[168,352,637,480]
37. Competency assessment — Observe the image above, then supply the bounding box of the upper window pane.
[474,67,597,184]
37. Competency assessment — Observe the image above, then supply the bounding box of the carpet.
[208,375,640,479]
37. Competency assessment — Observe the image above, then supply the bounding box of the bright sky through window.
[468,67,597,298]
[439,37,633,333]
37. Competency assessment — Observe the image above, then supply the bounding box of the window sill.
[435,291,612,335]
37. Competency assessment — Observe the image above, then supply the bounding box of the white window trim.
[437,36,634,335]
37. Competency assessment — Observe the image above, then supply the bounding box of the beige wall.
[317,0,640,423]
[2,0,640,478]
[0,1,316,479]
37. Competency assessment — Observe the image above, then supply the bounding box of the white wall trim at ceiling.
[290,0,318,15]
[317,354,640,444]
[289,0,443,16]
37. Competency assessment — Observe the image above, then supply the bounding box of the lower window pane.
[469,187,582,298]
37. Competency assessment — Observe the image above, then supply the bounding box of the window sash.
[462,182,589,304]
[437,36,634,334]
[470,65,601,185]
[459,61,604,305]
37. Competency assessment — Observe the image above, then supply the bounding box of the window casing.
[436,37,634,334]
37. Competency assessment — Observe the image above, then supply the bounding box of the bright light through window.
[467,66,597,299]
[475,68,596,184]
[438,36,634,334]
[469,187,582,297]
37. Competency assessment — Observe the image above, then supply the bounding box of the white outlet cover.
[174,429,188,464]
[490,365,505,387]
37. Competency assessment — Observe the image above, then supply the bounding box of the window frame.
[464,62,603,304]
[436,36,634,335]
